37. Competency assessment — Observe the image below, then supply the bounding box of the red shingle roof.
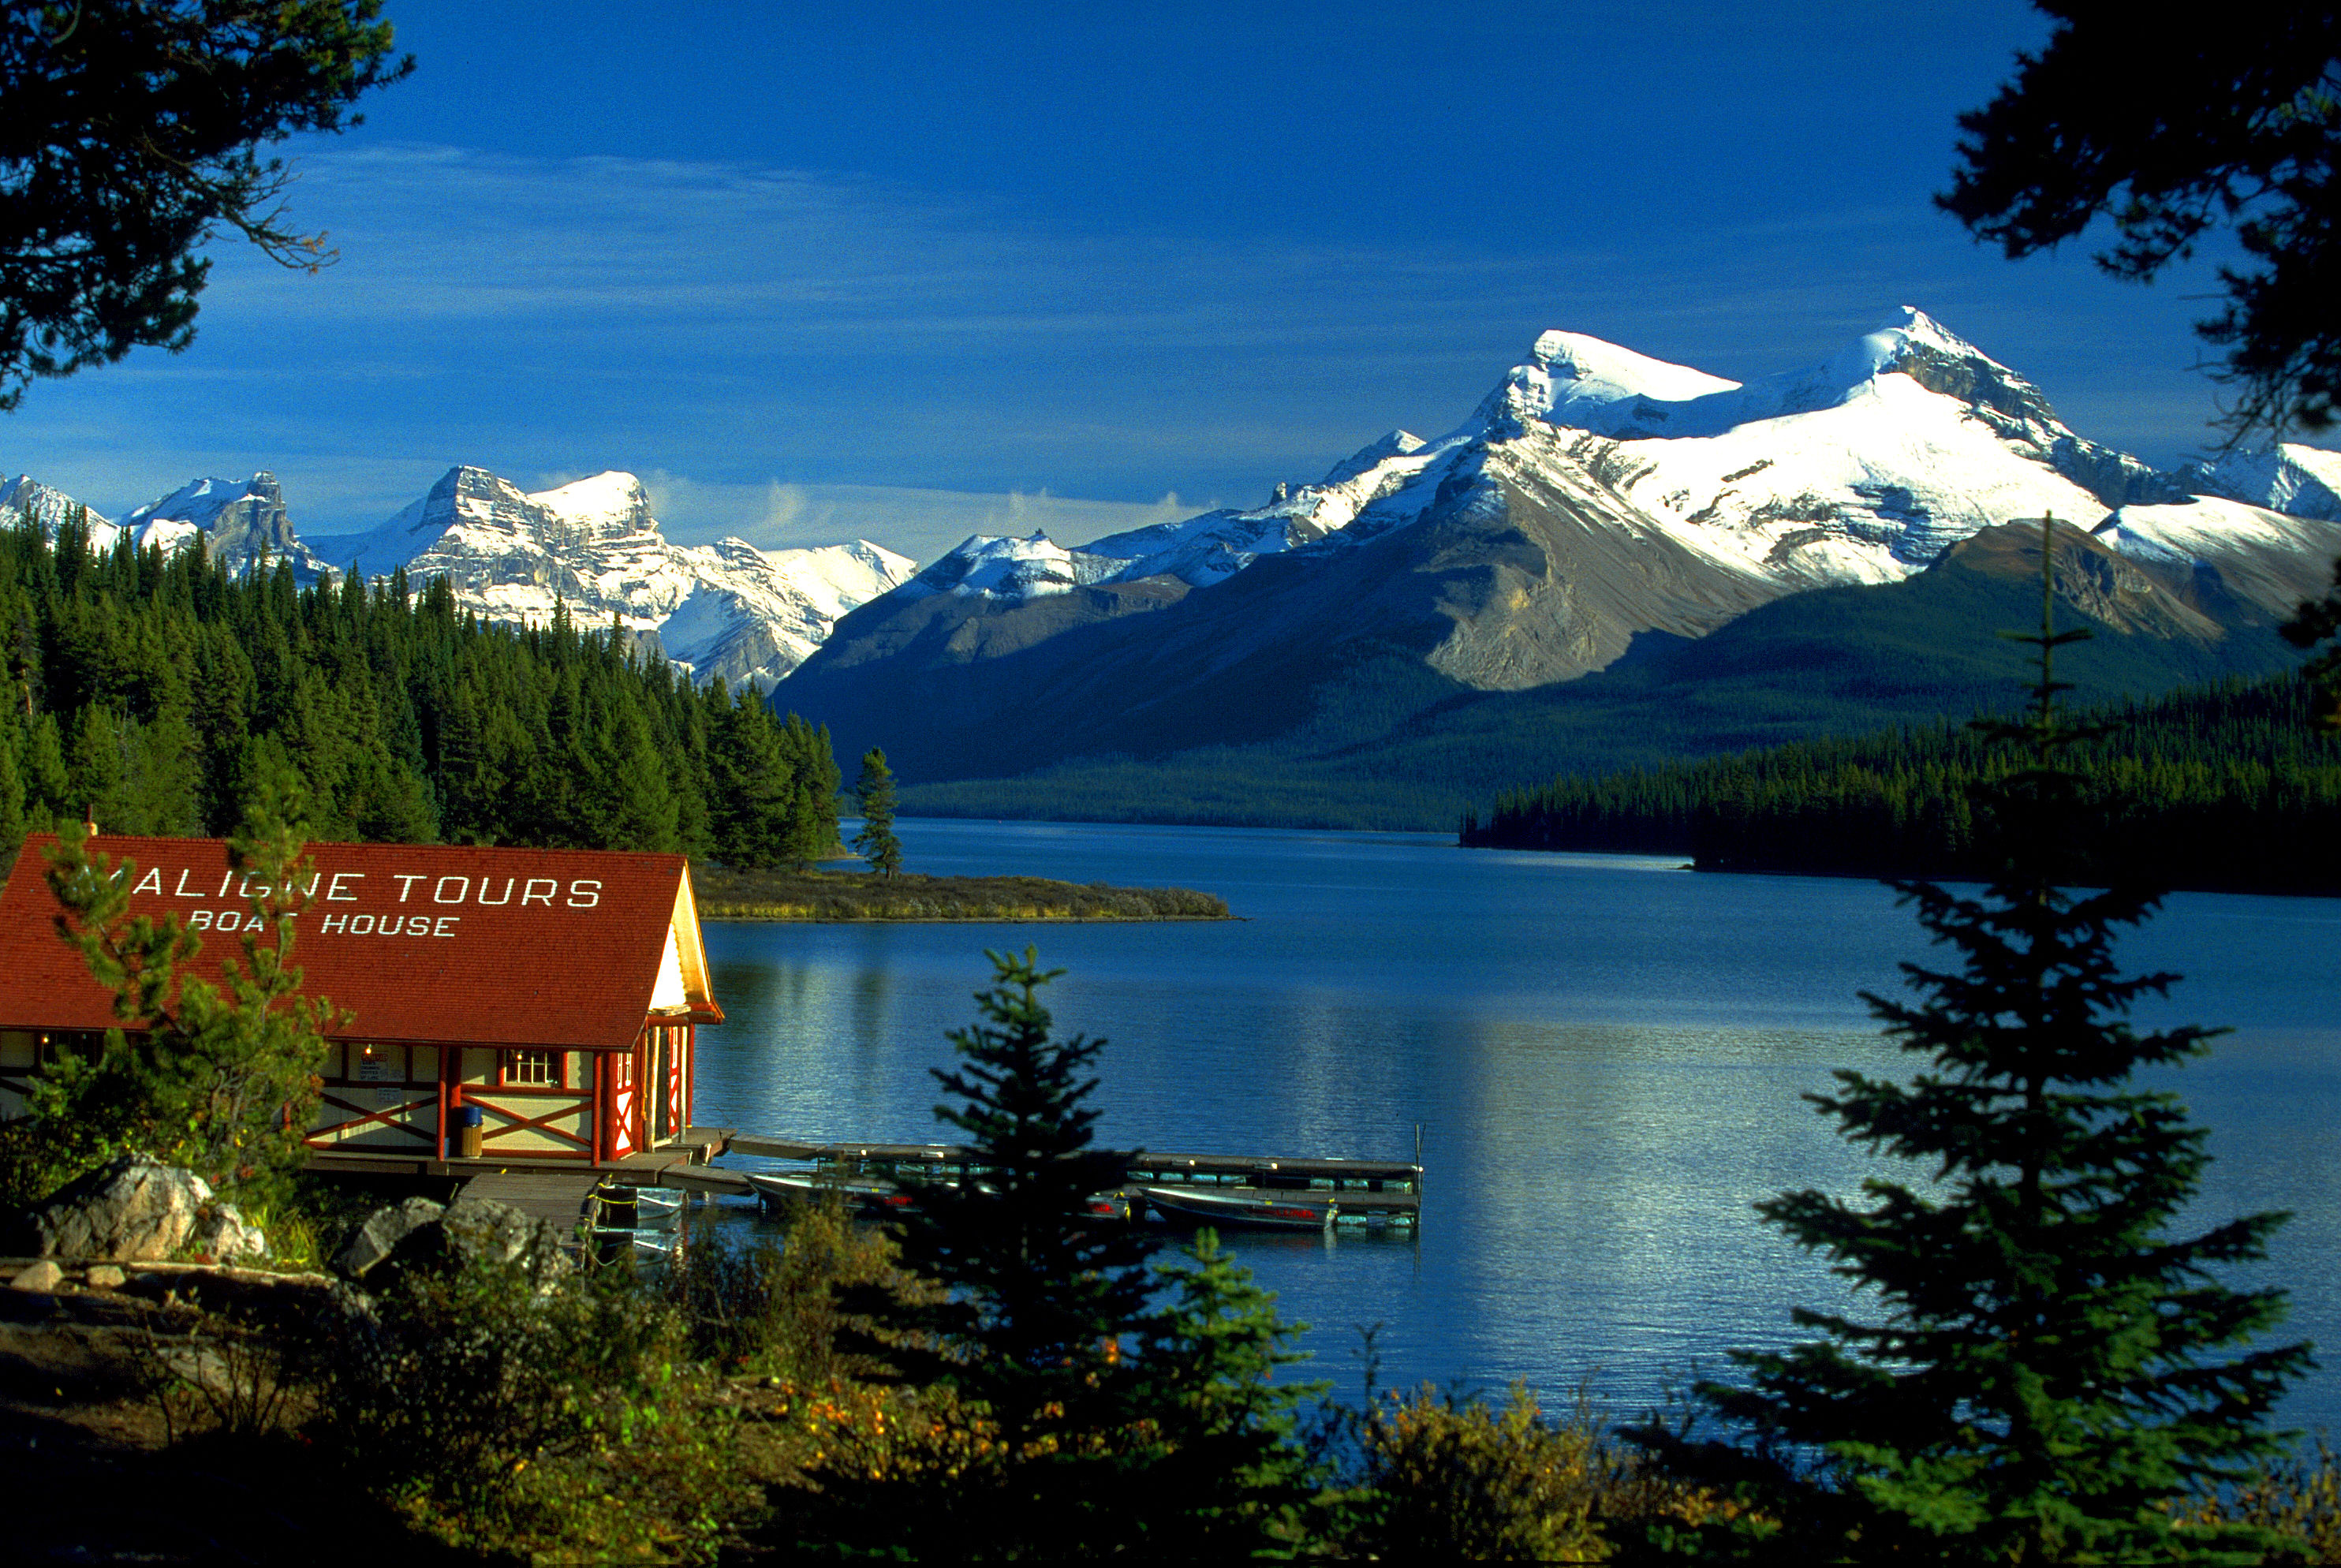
[0,835,715,1051]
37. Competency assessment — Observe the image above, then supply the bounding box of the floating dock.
[726,1132,1424,1228]
[313,1127,1424,1231]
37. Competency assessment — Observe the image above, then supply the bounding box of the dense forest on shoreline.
[0,513,842,866]
[1461,677,2341,895]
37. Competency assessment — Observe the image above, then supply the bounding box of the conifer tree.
[814,949,1317,1558]
[1658,517,2311,1561]
[839,949,1160,1554]
[33,758,345,1208]
[852,745,902,875]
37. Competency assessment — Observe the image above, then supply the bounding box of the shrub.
[1345,1380,1627,1561]
[655,1193,905,1383]
[2186,1438,2341,1563]
[306,1248,685,1512]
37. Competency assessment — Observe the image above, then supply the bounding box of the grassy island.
[693,867,1231,921]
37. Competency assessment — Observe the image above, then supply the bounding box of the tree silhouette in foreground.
[1942,4,2341,442]
[0,0,413,411]
[1652,517,2312,1561]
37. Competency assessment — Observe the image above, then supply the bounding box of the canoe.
[1137,1185,1336,1230]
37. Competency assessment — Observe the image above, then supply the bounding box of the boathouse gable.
[0,835,721,1165]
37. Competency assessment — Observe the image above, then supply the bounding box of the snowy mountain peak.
[526,471,656,539]
[902,532,1109,601]
[1323,431,1428,487]
[2182,442,2341,521]
[103,470,330,577]
[3,474,105,536]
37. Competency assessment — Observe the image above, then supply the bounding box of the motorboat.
[1137,1185,1337,1230]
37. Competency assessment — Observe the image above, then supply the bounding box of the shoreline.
[693,868,1234,923]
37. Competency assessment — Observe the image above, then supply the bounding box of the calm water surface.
[695,819,2341,1429]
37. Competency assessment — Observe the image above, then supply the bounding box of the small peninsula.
[693,867,1231,921]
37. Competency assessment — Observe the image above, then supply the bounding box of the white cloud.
[641,472,1197,565]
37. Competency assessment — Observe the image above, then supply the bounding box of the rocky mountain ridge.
[778,308,2341,786]
[0,466,915,690]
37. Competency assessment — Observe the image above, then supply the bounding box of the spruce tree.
[852,744,902,875]
[1665,517,2311,1561]
[834,948,1160,1555]
[35,759,345,1208]
[813,949,1318,1558]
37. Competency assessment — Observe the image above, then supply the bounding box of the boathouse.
[0,835,722,1167]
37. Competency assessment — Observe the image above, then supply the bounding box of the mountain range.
[775,308,2341,825]
[0,467,915,691]
[11,306,2341,831]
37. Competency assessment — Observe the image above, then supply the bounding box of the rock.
[9,1260,65,1292]
[192,1203,268,1264]
[2,1156,211,1261]
[405,1196,569,1286]
[84,1264,125,1290]
[335,1193,569,1290]
[333,1197,446,1281]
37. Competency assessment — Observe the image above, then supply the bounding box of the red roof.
[0,835,718,1051]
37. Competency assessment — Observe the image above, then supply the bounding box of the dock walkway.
[315,1126,1424,1230]
[728,1133,1424,1227]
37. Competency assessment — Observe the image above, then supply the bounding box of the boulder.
[333,1197,446,1281]
[437,1196,567,1280]
[9,1260,65,1292]
[84,1264,125,1290]
[2,1156,211,1261]
[334,1193,567,1289]
[192,1202,268,1264]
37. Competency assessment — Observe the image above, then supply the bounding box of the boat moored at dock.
[725,1133,1423,1230]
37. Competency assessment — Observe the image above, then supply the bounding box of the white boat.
[742,1168,917,1215]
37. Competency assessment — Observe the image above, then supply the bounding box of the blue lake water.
[694,818,2341,1432]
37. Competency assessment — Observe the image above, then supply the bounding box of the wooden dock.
[312,1126,1424,1230]
[726,1132,1424,1227]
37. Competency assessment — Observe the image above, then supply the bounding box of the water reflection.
[692,819,2341,1428]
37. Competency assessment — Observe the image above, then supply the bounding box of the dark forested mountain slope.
[888,521,2318,831]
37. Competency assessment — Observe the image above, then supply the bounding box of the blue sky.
[0,0,2268,562]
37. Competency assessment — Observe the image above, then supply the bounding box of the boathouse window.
[502,1049,558,1088]
[35,1031,100,1067]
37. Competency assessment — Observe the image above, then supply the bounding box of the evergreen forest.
[1462,675,2341,894]
[0,513,844,866]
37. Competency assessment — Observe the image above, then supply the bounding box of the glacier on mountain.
[884,308,2339,643]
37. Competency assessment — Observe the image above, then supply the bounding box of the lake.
[695,818,2341,1432]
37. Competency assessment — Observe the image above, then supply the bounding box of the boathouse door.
[650,1030,671,1146]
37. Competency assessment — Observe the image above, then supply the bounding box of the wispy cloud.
[638,475,1200,563]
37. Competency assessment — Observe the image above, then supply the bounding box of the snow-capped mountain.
[898,308,2212,626]
[2,474,103,539]
[6,465,914,689]
[119,472,337,579]
[781,308,2341,783]
[309,466,916,689]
